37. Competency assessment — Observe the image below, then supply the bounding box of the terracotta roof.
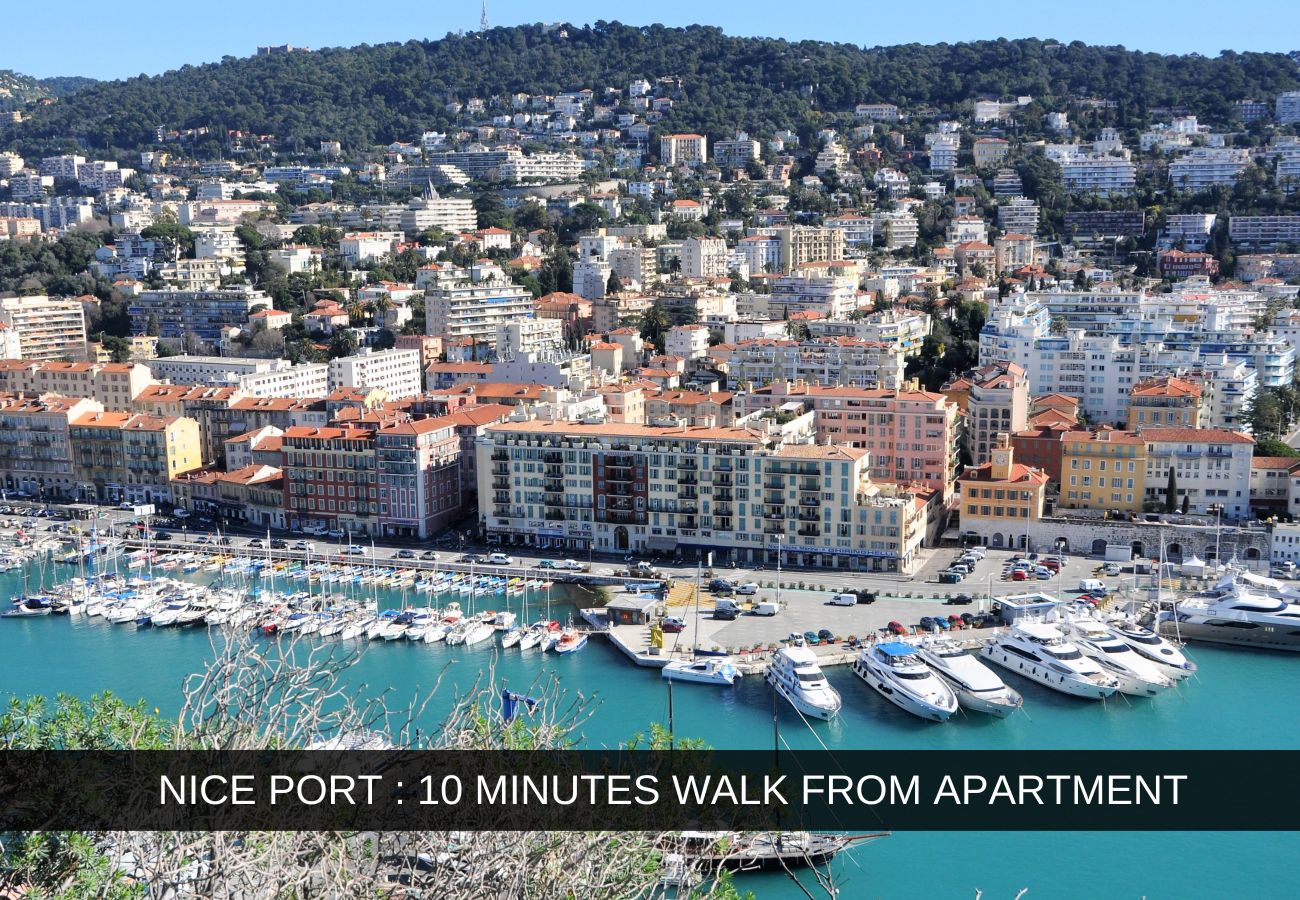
[1136,428,1253,444]
[1251,456,1300,470]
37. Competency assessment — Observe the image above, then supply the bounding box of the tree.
[1253,437,1300,458]
[97,333,133,363]
[538,247,573,295]
[1181,493,1190,515]
[639,303,669,349]
[786,319,811,341]
[606,270,624,294]
[1165,467,1178,514]
[328,329,359,359]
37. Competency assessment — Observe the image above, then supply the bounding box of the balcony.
[679,488,698,500]
[713,473,733,486]
[491,463,510,476]
[799,497,819,507]
[544,479,564,493]
[492,477,510,490]
[763,507,786,519]
[678,474,698,486]
[797,512,820,522]
[544,451,564,464]
[544,463,563,477]
[764,478,785,490]
[763,525,787,536]
[714,489,734,502]
[797,527,821,537]
[492,491,510,504]
[491,450,509,462]
[799,478,820,492]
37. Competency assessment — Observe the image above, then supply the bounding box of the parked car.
[709,578,736,594]
[1043,558,1062,572]
[886,621,907,635]
[292,541,314,552]
[420,550,439,560]
[487,552,512,565]
[248,538,265,548]
[557,559,586,571]
[327,529,346,540]
[829,593,857,606]
[713,598,741,620]
[1010,569,1028,581]
[736,582,759,595]
[216,536,232,546]
[538,559,558,569]
[662,616,686,633]
[343,545,366,555]
[949,562,973,575]
[154,531,172,541]
[1034,566,1052,579]
[271,539,288,549]
[396,549,415,560]
[946,594,973,605]
[1103,562,1122,576]
[939,570,964,584]
[459,554,484,564]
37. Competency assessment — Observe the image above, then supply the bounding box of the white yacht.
[662,656,742,687]
[1157,571,1300,652]
[1061,616,1175,697]
[766,638,841,720]
[852,641,958,722]
[914,636,1023,718]
[1107,618,1196,679]
[981,622,1120,699]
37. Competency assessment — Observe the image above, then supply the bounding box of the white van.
[753,600,782,616]
[1078,578,1105,593]
[488,552,513,565]
[829,593,858,606]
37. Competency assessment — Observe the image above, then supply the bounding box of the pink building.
[741,379,958,503]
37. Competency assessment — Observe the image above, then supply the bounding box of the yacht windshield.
[1044,648,1083,660]
[895,671,929,680]
[796,671,824,683]
[1100,644,1131,653]
[1126,632,1161,645]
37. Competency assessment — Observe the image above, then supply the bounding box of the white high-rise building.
[681,237,730,279]
[328,348,423,399]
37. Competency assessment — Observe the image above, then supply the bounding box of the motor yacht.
[1061,616,1175,697]
[766,637,841,720]
[1107,617,1196,678]
[662,656,742,686]
[1156,571,1300,652]
[852,641,958,722]
[914,636,1023,718]
[981,622,1120,699]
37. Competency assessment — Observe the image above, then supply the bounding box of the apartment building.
[973,138,1010,167]
[1229,216,1300,247]
[824,214,874,248]
[424,269,536,343]
[958,436,1049,550]
[777,226,847,272]
[328,349,423,399]
[0,295,87,362]
[681,236,730,279]
[713,139,760,168]
[477,420,934,572]
[994,234,1035,273]
[737,235,782,274]
[997,198,1040,235]
[1169,148,1251,192]
[873,210,919,249]
[960,363,1030,467]
[281,426,380,537]
[0,395,104,499]
[130,288,267,343]
[739,380,958,501]
[69,411,203,504]
[766,265,860,319]
[375,416,463,539]
[0,360,155,412]
[397,185,480,234]
[644,390,736,427]
[717,338,907,390]
[1276,91,1300,125]
[1127,377,1205,427]
[1061,157,1137,195]
[498,152,583,182]
[1060,430,1147,513]
[1137,427,1254,517]
[660,134,708,166]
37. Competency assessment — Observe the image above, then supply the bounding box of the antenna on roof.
[480,0,489,31]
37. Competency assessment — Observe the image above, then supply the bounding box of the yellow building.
[958,434,1049,549]
[1126,377,1204,428]
[70,411,202,505]
[1060,429,1147,513]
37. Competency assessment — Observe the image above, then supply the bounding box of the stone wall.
[1025,516,1268,562]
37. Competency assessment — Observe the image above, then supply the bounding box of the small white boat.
[553,627,587,654]
[500,626,523,649]
[852,641,958,722]
[766,637,841,720]
[662,656,741,686]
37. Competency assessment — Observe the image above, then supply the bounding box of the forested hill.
[0,71,96,110]
[6,22,1299,155]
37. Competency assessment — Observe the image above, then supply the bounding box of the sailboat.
[663,565,742,686]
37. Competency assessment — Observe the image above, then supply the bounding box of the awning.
[646,536,678,551]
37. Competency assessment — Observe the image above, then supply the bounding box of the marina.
[1,540,1297,899]
[8,526,1298,730]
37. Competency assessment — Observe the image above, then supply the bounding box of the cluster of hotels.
[8,74,1300,568]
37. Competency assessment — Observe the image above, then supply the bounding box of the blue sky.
[6,0,1297,80]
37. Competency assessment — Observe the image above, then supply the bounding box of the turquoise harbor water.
[1,561,1295,898]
